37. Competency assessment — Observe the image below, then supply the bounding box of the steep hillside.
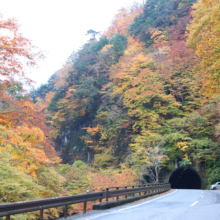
[1,0,219,218]
[33,0,220,188]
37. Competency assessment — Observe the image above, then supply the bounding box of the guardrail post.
[106,188,109,202]
[100,190,105,203]
[139,185,141,196]
[64,205,68,219]
[6,215,10,220]
[83,202,87,213]
[40,210,43,220]
[116,187,119,200]
[125,187,127,199]
[132,186,134,197]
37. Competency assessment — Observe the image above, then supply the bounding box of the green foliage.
[129,0,196,45]
[3,0,220,217]
[36,166,64,196]
[110,34,128,61]
[94,151,117,169]
[86,29,100,40]
[179,158,192,168]
[207,167,220,187]
[28,0,220,202]
[60,162,90,194]
[89,36,109,53]
[6,83,28,100]
[59,164,72,174]
[73,160,85,168]
[39,0,220,178]
[73,77,101,112]
[0,160,43,203]
[49,87,68,111]
[31,74,56,103]
[0,150,63,219]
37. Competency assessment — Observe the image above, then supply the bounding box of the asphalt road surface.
[60,189,220,220]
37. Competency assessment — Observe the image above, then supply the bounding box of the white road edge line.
[190,201,198,206]
[85,189,178,220]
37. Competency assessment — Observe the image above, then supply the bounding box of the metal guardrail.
[105,183,169,201]
[0,182,170,220]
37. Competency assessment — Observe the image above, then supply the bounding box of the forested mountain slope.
[1,0,220,218]
[34,0,220,175]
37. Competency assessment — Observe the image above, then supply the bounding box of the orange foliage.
[0,13,44,88]
[0,13,60,178]
[105,7,143,38]
[122,122,129,128]
[53,64,72,89]
[81,109,86,116]
[82,127,101,152]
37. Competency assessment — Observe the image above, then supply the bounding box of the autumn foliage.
[33,0,220,193]
[0,13,63,219]
[2,0,220,218]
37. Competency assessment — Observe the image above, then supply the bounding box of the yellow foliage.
[187,0,220,95]
[28,165,38,178]
[124,37,145,56]
[22,101,35,109]
[101,44,113,52]
[187,0,211,49]
[45,91,55,104]
[177,142,189,151]
[150,28,162,39]
[84,127,100,136]
[149,28,167,44]
[65,88,76,98]
[10,154,20,161]
[183,154,190,162]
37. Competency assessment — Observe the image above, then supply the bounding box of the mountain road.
[59,189,220,220]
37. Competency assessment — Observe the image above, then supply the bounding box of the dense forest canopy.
[1,0,220,218]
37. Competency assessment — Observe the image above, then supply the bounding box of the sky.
[0,0,144,88]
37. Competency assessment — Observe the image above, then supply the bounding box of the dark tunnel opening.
[169,167,202,189]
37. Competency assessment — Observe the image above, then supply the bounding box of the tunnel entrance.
[169,167,202,189]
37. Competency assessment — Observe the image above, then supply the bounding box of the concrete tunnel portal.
[169,167,202,189]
